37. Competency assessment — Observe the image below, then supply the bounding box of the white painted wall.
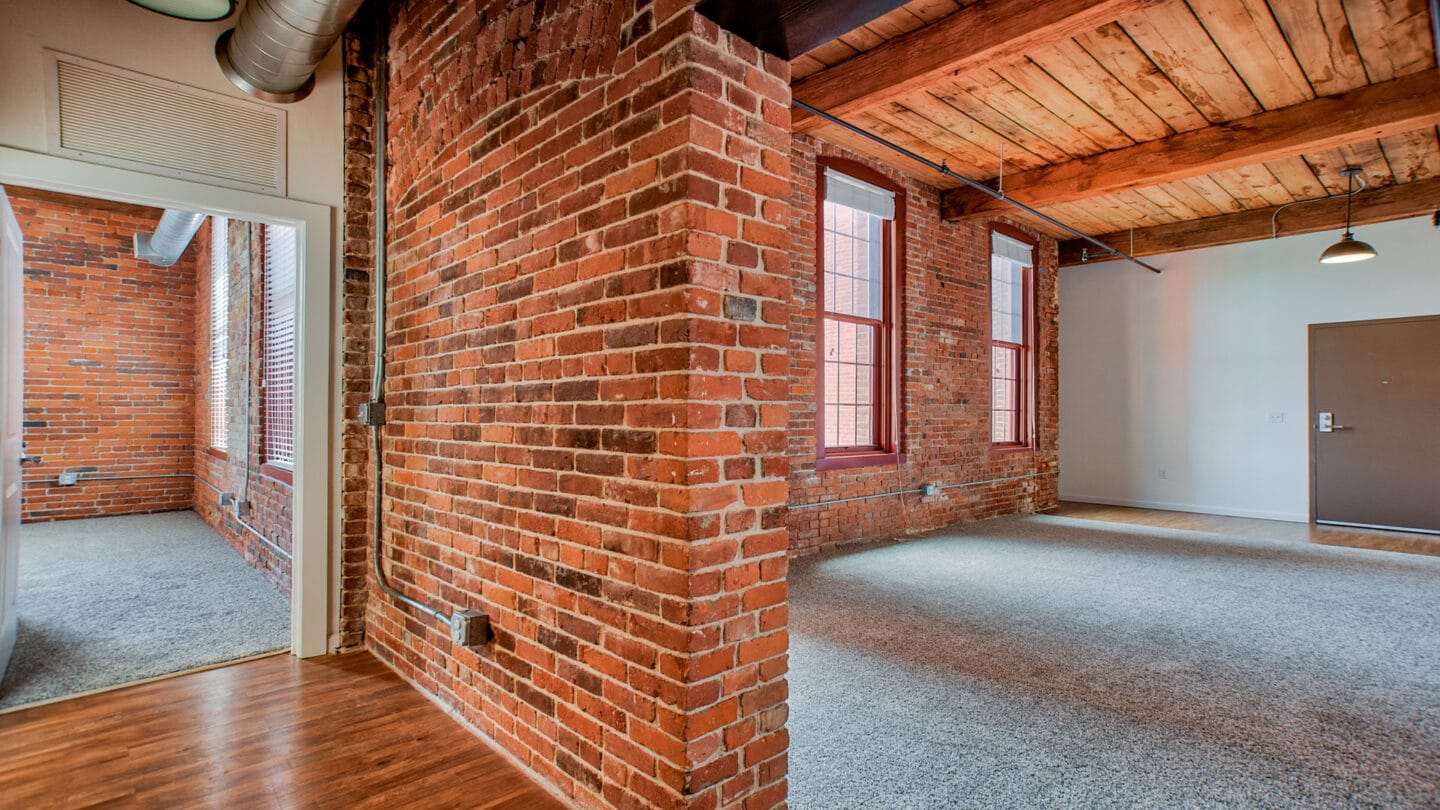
[1058,215,1440,522]
[0,0,344,210]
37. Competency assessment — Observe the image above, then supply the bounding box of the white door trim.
[0,146,335,658]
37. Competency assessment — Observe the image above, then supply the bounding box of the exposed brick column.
[337,14,378,651]
[352,2,791,808]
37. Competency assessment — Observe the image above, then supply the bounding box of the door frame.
[1307,313,1440,527]
[0,146,335,657]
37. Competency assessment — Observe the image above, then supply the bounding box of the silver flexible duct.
[134,210,207,266]
[216,0,366,103]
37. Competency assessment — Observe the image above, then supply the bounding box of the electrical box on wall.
[451,610,491,647]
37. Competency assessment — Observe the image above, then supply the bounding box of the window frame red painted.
[815,157,906,471]
[988,222,1037,453]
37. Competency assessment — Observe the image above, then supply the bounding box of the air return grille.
[46,52,286,195]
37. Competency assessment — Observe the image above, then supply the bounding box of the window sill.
[988,444,1034,457]
[816,451,905,471]
[260,462,293,486]
[205,447,228,461]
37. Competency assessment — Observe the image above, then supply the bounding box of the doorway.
[1310,315,1440,534]
[0,186,299,709]
[0,146,333,661]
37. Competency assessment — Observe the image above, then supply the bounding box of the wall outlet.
[921,483,941,497]
[1157,469,1168,480]
[218,491,235,506]
[1267,412,1285,424]
[57,471,79,486]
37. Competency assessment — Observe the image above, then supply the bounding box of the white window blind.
[263,224,297,467]
[992,232,1034,266]
[209,216,228,450]
[825,168,896,220]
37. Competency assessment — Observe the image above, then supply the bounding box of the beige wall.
[0,0,343,210]
[1058,214,1440,522]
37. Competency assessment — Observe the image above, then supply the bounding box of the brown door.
[1311,316,1440,534]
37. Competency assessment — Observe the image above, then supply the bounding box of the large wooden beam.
[944,71,1440,220]
[1057,177,1440,265]
[791,0,1154,133]
[698,0,914,59]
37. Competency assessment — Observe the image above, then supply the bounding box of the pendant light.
[1319,166,1377,264]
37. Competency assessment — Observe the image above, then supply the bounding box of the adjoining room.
[0,187,294,710]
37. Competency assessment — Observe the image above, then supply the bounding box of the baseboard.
[1059,494,1307,524]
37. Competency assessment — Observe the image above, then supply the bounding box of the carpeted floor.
[788,514,1440,809]
[0,510,289,711]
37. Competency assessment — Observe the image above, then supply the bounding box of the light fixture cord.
[1344,172,1355,234]
[1269,174,1366,239]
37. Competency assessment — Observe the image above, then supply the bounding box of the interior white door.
[0,186,22,682]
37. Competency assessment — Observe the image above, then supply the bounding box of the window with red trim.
[817,159,903,469]
[990,228,1034,447]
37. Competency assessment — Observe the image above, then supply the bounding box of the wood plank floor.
[1054,501,1440,557]
[0,651,566,809]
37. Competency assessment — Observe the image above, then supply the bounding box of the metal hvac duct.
[215,0,365,103]
[134,209,208,266]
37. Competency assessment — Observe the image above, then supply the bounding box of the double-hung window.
[817,159,903,469]
[990,228,1034,447]
[262,224,297,468]
[208,216,228,452]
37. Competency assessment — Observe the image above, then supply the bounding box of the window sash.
[822,317,881,450]
[818,162,902,462]
[989,230,1033,447]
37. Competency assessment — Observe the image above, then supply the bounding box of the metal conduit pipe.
[788,470,1059,510]
[216,0,366,103]
[792,100,1164,275]
[134,209,207,266]
[367,14,458,631]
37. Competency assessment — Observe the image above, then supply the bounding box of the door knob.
[1316,412,1350,432]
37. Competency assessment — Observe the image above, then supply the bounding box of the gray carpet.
[0,510,289,711]
[788,514,1440,809]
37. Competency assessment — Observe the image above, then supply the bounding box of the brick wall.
[356,1,791,807]
[13,194,196,522]
[192,219,293,594]
[786,136,1060,555]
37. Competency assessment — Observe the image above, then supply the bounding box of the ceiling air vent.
[45,51,286,195]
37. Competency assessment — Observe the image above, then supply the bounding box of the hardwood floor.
[1054,501,1440,557]
[0,651,566,809]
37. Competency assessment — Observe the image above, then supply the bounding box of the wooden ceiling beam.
[1056,177,1440,265]
[791,0,1156,134]
[944,70,1440,220]
[698,0,915,60]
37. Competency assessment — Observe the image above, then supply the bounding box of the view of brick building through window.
[990,230,1035,447]
[819,164,899,454]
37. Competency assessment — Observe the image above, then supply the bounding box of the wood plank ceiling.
[790,0,1440,263]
